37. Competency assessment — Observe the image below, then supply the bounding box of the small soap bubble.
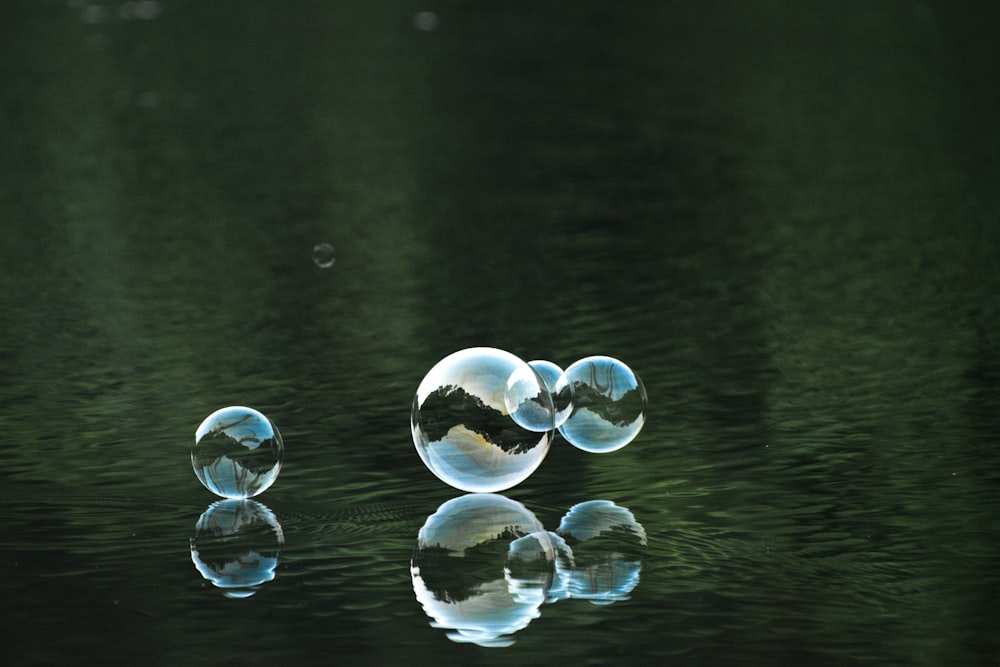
[192,406,284,499]
[504,364,556,433]
[411,347,555,492]
[528,360,573,429]
[558,356,646,453]
[312,242,336,268]
[413,11,439,31]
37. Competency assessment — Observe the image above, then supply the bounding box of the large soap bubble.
[558,356,647,453]
[411,348,555,493]
[411,494,553,647]
[192,406,284,499]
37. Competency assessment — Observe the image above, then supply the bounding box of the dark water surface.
[2,1,999,664]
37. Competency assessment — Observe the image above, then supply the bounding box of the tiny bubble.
[312,242,336,268]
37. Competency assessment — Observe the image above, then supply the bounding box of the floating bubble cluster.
[411,494,645,646]
[192,406,284,499]
[411,348,556,493]
[411,348,646,491]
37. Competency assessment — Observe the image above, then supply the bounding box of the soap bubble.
[192,406,284,499]
[504,363,556,433]
[555,500,646,605]
[558,355,647,453]
[411,347,555,492]
[411,494,553,647]
[527,360,573,428]
[312,242,336,268]
[190,499,284,599]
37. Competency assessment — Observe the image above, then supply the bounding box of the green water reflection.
[1,1,998,664]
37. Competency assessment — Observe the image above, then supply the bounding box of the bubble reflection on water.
[190,499,284,599]
[412,495,645,646]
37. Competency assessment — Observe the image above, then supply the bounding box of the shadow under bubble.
[190,499,285,599]
[410,493,646,648]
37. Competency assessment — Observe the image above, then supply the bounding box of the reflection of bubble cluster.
[192,406,284,499]
[411,494,551,647]
[412,348,646,491]
[411,494,644,647]
[190,499,284,599]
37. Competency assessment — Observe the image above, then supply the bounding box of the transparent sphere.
[312,242,336,268]
[504,363,557,433]
[411,494,552,647]
[527,360,573,429]
[556,500,647,605]
[190,499,284,599]
[558,356,647,453]
[192,406,284,499]
[411,348,555,492]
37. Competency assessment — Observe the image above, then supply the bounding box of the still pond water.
[2,1,998,665]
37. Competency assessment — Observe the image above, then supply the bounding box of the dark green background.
[2,1,998,664]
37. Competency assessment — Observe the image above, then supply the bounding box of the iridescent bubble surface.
[411,347,555,492]
[555,500,646,605]
[527,359,573,429]
[558,356,647,453]
[190,499,285,599]
[192,406,284,499]
[411,494,553,647]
